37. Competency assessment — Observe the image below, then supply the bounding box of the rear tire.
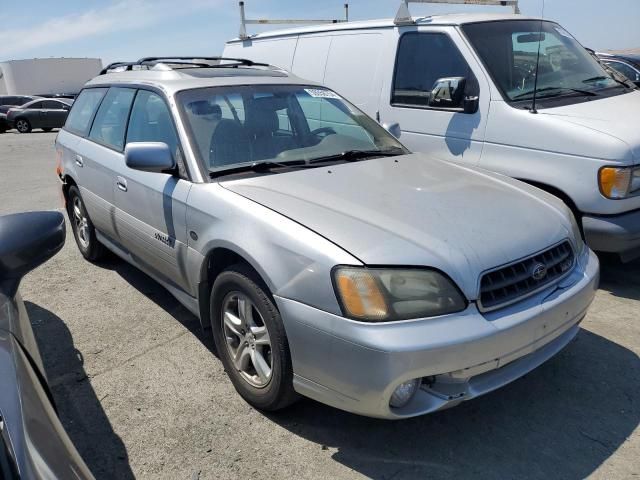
[67,186,106,261]
[210,264,298,411]
[15,118,31,133]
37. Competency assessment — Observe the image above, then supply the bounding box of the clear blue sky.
[0,0,638,64]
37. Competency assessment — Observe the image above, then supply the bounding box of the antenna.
[530,0,546,114]
[238,1,349,40]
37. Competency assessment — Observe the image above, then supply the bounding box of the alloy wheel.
[16,120,29,133]
[222,292,272,388]
[72,196,90,249]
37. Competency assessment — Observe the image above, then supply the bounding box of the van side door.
[114,90,193,293]
[378,28,490,165]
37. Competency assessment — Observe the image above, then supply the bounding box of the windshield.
[176,85,407,174]
[462,20,623,106]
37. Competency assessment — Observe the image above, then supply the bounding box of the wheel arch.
[197,244,275,331]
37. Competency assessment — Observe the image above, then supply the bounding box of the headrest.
[189,100,222,117]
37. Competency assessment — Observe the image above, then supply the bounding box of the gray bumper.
[275,250,599,419]
[583,209,640,261]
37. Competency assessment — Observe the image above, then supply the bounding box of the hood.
[540,90,640,162]
[221,154,572,299]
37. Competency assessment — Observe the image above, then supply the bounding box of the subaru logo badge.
[531,263,548,281]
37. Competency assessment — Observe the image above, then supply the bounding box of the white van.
[224,10,640,261]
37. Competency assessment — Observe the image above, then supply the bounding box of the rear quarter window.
[64,88,108,136]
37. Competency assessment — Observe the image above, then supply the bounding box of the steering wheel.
[310,127,337,138]
[513,64,536,91]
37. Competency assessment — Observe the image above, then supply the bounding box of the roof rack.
[99,56,269,75]
[238,1,349,40]
[394,0,520,24]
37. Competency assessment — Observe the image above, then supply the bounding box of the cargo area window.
[64,88,107,136]
[392,33,477,108]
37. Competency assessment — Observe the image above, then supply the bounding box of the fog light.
[389,379,420,408]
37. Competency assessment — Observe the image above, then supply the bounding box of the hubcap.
[17,120,28,132]
[72,196,90,249]
[222,292,272,388]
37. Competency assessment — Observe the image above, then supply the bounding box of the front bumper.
[583,209,640,261]
[275,249,599,419]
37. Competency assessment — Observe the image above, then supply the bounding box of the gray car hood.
[222,154,571,299]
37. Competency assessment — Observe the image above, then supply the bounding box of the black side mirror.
[125,142,176,173]
[429,77,466,109]
[463,96,479,114]
[0,211,65,296]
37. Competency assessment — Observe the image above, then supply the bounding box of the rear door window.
[44,100,65,109]
[27,101,44,109]
[392,33,477,107]
[89,88,136,150]
[65,88,108,136]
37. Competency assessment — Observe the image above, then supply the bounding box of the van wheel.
[210,264,298,411]
[15,118,31,133]
[67,186,105,261]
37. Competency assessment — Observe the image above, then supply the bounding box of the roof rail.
[238,1,349,40]
[99,56,270,75]
[394,0,520,24]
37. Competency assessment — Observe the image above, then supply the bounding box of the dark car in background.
[597,52,640,87]
[0,96,40,133]
[0,211,94,479]
[6,98,72,133]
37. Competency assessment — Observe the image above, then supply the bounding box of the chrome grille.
[479,241,575,312]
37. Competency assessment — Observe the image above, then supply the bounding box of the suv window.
[89,88,136,150]
[127,90,180,155]
[392,33,477,107]
[604,61,640,82]
[65,88,108,136]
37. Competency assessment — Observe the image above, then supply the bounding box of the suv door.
[378,28,489,165]
[114,89,193,293]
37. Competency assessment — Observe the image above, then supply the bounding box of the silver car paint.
[57,67,599,418]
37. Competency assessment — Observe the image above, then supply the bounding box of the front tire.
[15,118,31,133]
[42,127,53,132]
[211,264,298,411]
[67,186,105,261]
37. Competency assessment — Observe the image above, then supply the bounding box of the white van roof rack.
[238,1,349,39]
[394,0,520,24]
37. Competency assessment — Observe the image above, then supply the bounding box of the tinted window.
[44,100,66,109]
[127,91,180,155]
[605,61,640,82]
[65,88,107,135]
[89,88,136,150]
[27,101,44,109]
[392,33,477,107]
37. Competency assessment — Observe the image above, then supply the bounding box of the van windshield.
[462,20,627,107]
[176,85,407,174]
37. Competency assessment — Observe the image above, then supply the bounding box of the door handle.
[75,155,84,167]
[116,176,128,192]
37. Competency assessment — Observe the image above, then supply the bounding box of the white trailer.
[0,58,102,96]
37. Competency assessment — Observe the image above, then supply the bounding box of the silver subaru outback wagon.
[56,57,599,419]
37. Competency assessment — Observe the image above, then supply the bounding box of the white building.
[0,58,102,96]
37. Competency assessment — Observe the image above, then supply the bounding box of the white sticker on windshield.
[304,88,341,99]
[554,26,573,39]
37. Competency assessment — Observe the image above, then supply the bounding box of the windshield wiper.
[209,160,307,178]
[307,148,405,165]
[584,74,633,89]
[512,86,597,100]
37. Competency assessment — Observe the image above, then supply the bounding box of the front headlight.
[599,166,640,199]
[332,266,467,322]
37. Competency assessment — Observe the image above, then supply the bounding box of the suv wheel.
[15,118,31,133]
[211,264,298,411]
[67,186,105,261]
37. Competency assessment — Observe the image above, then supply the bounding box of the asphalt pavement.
[1,130,638,479]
